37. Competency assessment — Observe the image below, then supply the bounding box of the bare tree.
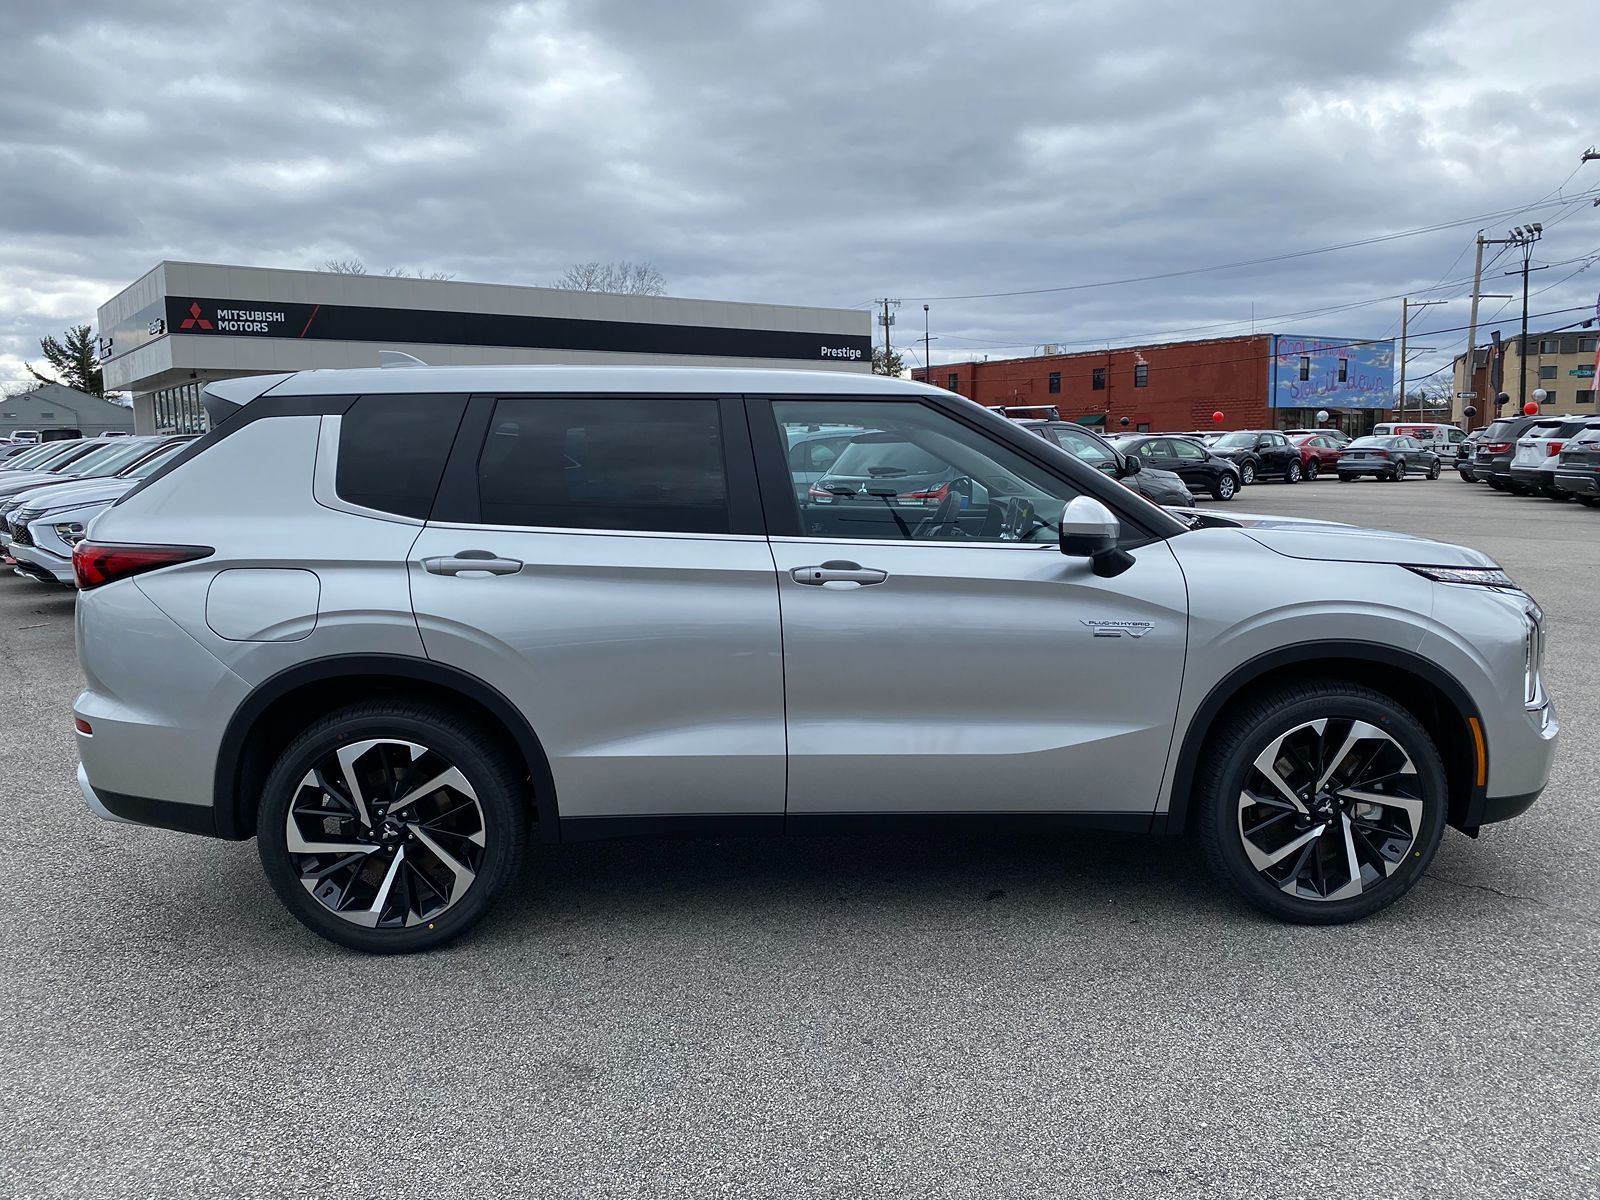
[381,266,456,281]
[552,261,667,296]
[322,258,369,275]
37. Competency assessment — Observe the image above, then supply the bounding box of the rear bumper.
[1553,472,1600,496]
[1509,465,1554,487]
[77,763,221,836]
[1337,461,1394,475]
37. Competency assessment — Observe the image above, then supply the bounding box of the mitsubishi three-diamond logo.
[178,302,213,331]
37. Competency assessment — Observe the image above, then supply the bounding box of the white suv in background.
[72,367,1557,952]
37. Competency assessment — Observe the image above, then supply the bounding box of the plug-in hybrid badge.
[1081,619,1154,638]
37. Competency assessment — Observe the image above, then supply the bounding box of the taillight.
[1482,442,1511,453]
[896,482,950,505]
[72,542,212,590]
[1372,450,1390,458]
[1545,442,1564,456]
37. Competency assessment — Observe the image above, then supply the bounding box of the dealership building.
[912,332,1396,435]
[98,262,873,434]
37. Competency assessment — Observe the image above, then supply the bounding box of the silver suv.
[73,367,1558,952]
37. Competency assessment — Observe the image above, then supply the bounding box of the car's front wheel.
[1239,461,1256,485]
[1193,680,1447,923]
[1211,473,1238,501]
[257,701,530,953]
[1337,472,1355,482]
[1285,460,1302,484]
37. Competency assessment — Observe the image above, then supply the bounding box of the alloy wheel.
[1287,461,1302,483]
[1394,461,1407,481]
[1240,462,1256,485]
[1305,460,1319,481]
[1237,718,1425,902]
[1216,474,1237,500]
[285,738,487,928]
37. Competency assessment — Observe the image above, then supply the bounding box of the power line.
[909,190,1600,303]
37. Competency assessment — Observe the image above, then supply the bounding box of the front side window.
[772,400,1085,544]
[478,398,728,534]
[1051,426,1113,467]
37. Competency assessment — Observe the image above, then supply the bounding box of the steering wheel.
[913,488,963,539]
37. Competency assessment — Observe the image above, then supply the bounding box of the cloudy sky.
[2,0,1595,393]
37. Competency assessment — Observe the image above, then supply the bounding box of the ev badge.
[1081,619,1155,639]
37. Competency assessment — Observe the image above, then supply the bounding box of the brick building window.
[1048,372,1061,394]
[1299,357,1311,381]
[1338,358,1348,382]
[946,374,959,392]
[1577,390,1594,404]
[1134,363,1148,388]
[1092,368,1106,391]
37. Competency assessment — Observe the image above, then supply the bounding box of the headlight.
[1405,564,1517,588]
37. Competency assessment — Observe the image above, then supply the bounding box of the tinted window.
[337,394,468,519]
[477,398,728,534]
[1171,439,1207,461]
[1051,426,1113,465]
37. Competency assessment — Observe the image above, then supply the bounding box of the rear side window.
[476,398,728,534]
[336,394,468,519]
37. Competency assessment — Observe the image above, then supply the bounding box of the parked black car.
[1456,428,1485,480]
[1108,434,1243,501]
[1206,429,1303,484]
[1336,435,1442,482]
[1017,420,1195,506]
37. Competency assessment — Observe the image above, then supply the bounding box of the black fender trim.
[1157,641,1486,836]
[98,788,220,838]
[213,654,561,842]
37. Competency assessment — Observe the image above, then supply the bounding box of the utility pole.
[1399,298,1447,420]
[923,304,931,385]
[1463,231,1519,429]
[1501,225,1544,410]
[875,298,901,372]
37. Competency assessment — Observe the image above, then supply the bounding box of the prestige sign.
[160,296,872,365]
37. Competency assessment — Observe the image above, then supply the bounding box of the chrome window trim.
[767,534,1058,552]
[422,519,767,544]
[312,415,425,528]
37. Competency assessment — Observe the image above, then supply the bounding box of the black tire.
[1285,460,1302,484]
[1239,461,1256,486]
[1305,459,1320,481]
[1428,461,1442,480]
[1211,473,1238,501]
[257,700,530,953]
[1193,679,1448,924]
[1393,460,1407,482]
[1580,496,1600,508]
[1487,478,1505,491]
[1337,472,1355,483]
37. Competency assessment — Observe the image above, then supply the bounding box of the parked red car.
[1286,431,1345,480]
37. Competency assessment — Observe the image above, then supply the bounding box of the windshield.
[60,441,156,477]
[1212,432,1256,448]
[123,442,187,478]
[1349,436,1398,448]
[825,437,950,480]
[5,443,75,470]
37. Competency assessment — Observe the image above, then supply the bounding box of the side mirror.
[1119,454,1143,476]
[1059,496,1135,577]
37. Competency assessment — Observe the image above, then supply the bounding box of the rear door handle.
[422,550,523,577]
[790,560,888,586]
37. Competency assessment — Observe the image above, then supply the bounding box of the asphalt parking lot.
[2,477,1596,1199]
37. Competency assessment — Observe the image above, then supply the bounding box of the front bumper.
[11,542,73,586]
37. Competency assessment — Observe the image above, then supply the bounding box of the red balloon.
[1211,410,1225,423]
[1523,401,1539,415]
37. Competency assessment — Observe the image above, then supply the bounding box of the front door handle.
[422,550,523,577]
[790,560,888,586]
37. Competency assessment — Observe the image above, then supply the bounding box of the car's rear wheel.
[1393,460,1407,481]
[1193,680,1447,923]
[1211,473,1237,501]
[1580,496,1600,507]
[1240,461,1256,485]
[257,701,529,953]
[1285,460,1302,484]
[1337,472,1355,482]
[1487,478,1505,491]
[1304,459,1319,481]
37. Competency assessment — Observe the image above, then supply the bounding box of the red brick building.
[912,332,1393,434]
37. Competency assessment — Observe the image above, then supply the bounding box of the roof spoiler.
[379,350,427,368]
[201,374,294,426]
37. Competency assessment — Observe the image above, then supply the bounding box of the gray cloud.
[0,0,1594,390]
